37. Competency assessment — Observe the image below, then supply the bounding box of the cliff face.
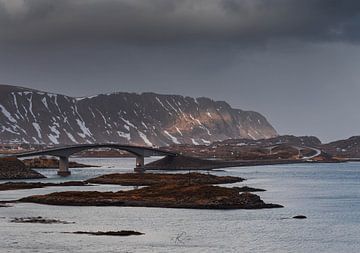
[0,84,277,146]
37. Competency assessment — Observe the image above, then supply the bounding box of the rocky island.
[0,181,88,191]
[22,157,97,169]
[0,158,45,180]
[19,172,282,209]
[86,172,243,186]
[66,231,144,236]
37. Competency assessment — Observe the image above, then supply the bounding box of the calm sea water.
[0,158,359,253]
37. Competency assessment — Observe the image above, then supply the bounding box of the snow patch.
[42,97,49,111]
[32,123,42,139]
[88,107,96,118]
[76,119,92,138]
[138,131,153,146]
[155,97,165,108]
[248,133,256,140]
[141,121,148,129]
[201,139,211,144]
[120,117,136,129]
[117,131,131,141]
[75,95,98,101]
[32,137,40,144]
[2,126,18,134]
[11,93,23,120]
[0,104,17,123]
[65,130,77,143]
[27,94,36,120]
[191,138,199,145]
[195,119,202,125]
[166,100,180,114]
[96,109,111,127]
[175,127,183,136]
[48,125,60,144]
[54,95,61,113]
[164,130,180,144]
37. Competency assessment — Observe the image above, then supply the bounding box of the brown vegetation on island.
[0,181,87,191]
[87,172,243,186]
[20,172,282,209]
[0,157,45,180]
[19,184,281,209]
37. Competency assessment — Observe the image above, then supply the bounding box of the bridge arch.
[9,144,177,176]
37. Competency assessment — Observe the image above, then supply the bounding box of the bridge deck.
[4,144,177,158]
[1,144,177,177]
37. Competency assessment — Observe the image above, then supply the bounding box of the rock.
[19,183,282,209]
[0,181,88,191]
[0,158,45,180]
[10,216,74,224]
[233,186,266,192]
[67,231,144,236]
[293,215,307,219]
[86,172,244,186]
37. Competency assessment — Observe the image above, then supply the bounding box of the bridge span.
[5,144,178,176]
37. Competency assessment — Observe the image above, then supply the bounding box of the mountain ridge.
[0,84,278,146]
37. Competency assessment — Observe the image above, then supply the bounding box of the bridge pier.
[57,156,71,177]
[134,155,145,173]
[12,144,177,175]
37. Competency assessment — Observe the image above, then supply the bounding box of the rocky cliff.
[0,84,277,146]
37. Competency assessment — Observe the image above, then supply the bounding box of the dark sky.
[1,0,360,142]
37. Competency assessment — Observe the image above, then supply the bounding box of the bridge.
[5,144,178,176]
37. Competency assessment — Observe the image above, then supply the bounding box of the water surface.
[1,158,359,253]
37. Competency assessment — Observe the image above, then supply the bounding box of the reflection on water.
[1,158,360,253]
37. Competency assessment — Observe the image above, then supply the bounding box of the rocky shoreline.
[0,181,88,191]
[19,172,282,209]
[23,157,98,169]
[0,158,45,180]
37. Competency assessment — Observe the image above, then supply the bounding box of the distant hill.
[0,84,278,146]
[164,134,360,160]
[321,136,360,158]
[213,135,322,147]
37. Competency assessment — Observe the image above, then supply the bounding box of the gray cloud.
[1,0,360,142]
[0,0,360,45]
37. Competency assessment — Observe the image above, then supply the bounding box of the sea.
[0,157,359,253]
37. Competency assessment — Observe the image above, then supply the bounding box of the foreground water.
[1,158,359,253]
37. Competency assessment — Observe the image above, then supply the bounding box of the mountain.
[0,84,278,146]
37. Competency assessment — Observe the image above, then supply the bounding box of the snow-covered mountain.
[0,84,278,146]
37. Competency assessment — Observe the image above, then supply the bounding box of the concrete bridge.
[7,144,177,176]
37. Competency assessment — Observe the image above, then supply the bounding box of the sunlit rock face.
[0,84,277,146]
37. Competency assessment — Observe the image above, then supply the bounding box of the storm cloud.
[1,0,360,142]
[0,0,360,45]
